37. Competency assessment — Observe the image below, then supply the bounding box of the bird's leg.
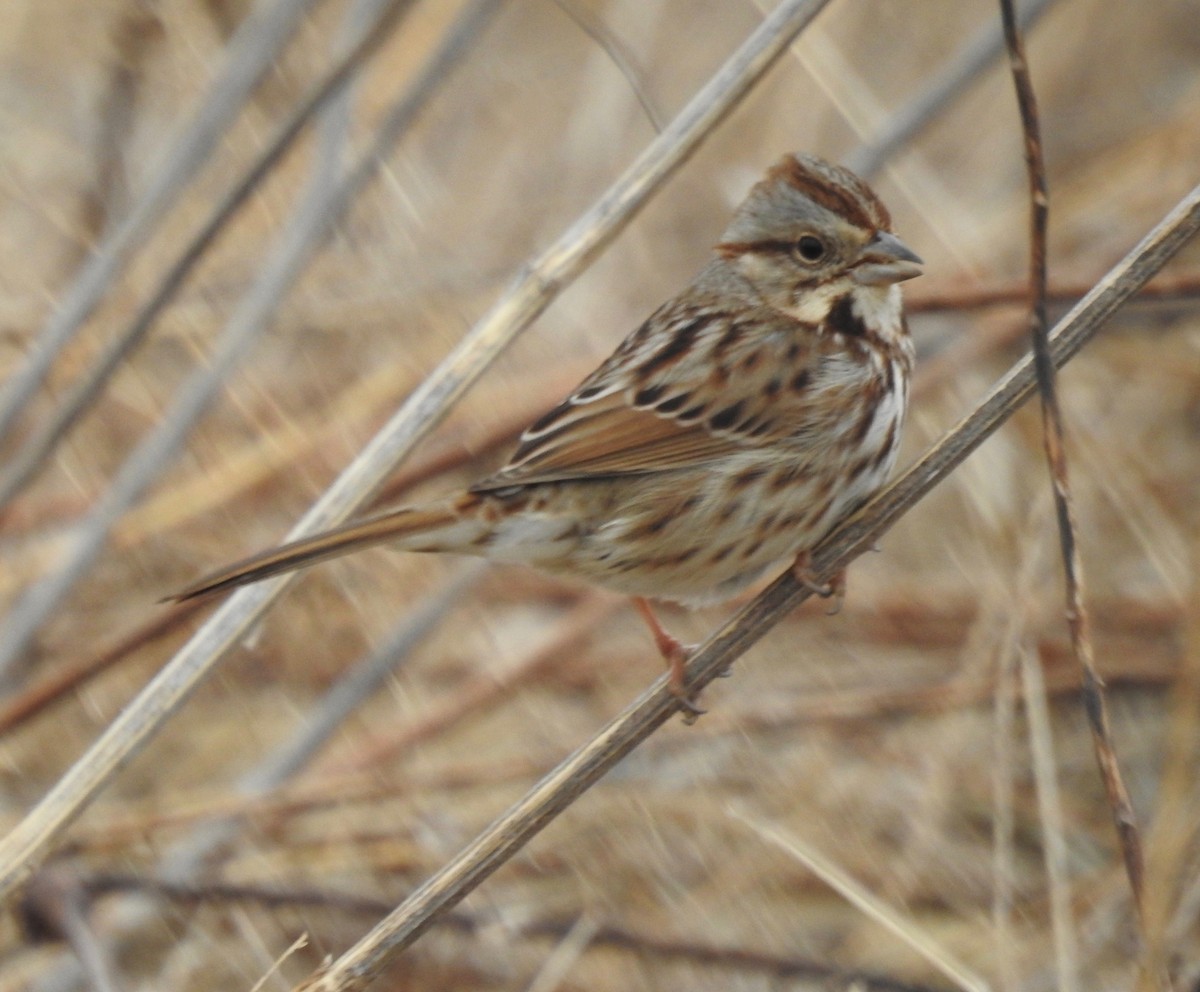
[631,597,704,721]
[791,551,846,615]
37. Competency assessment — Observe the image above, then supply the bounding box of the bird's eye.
[792,233,830,263]
[793,235,827,263]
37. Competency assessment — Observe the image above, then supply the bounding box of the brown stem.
[998,1,1162,988]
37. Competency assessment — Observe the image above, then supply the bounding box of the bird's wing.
[473,301,836,490]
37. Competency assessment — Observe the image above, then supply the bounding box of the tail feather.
[167,503,461,602]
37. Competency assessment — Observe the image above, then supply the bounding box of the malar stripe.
[825,294,868,338]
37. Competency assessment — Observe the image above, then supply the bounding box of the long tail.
[167,501,465,602]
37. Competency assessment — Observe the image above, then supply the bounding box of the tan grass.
[2,1,1200,990]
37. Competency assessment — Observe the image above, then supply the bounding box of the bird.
[171,153,922,713]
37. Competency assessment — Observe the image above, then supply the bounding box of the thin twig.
[998,0,1153,963]
[908,271,1200,314]
[295,185,1200,992]
[847,0,1057,180]
[554,1,665,133]
[0,0,835,907]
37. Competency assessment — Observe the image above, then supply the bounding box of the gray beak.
[853,230,923,286]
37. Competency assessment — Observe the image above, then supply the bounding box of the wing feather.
[473,299,849,491]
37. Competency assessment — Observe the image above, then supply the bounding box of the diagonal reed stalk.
[297,181,1200,992]
[0,0,502,682]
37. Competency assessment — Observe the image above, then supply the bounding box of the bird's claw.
[791,553,846,615]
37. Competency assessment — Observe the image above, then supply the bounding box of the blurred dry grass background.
[1,0,1200,989]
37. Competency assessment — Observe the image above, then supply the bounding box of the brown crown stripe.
[765,155,889,231]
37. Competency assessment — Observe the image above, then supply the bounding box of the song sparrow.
[172,153,921,710]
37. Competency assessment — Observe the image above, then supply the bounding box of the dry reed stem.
[0,0,322,441]
[998,0,1155,977]
[991,632,1019,992]
[1019,644,1081,992]
[58,615,1180,857]
[0,0,493,679]
[0,0,419,508]
[0,599,204,736]
[0,21,362,660]
[523,915,599,992]
[32,874,958,991]
[327,593,620,774]
[293,185,1200,992]
[554,2,666,133]
[1136,535,1200,990]
[18,566,483,992]
[909,271,1200,314]
[1,363,577,565]
[728,805,991,992]
[0,0,834,905]
[847,0,1057,180]
[250,934,310,992]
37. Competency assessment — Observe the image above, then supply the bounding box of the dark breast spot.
[777,509,809,531]
[717,498,743,523]
[881,359,895,393]
[739,539,764,560]
[847,454,873,481]
[731,466,767,489]
[754,512,780,538]
[852,404,875,444]
[636,514,672,538]
[769,465,806,491]
[871,423,899,469]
